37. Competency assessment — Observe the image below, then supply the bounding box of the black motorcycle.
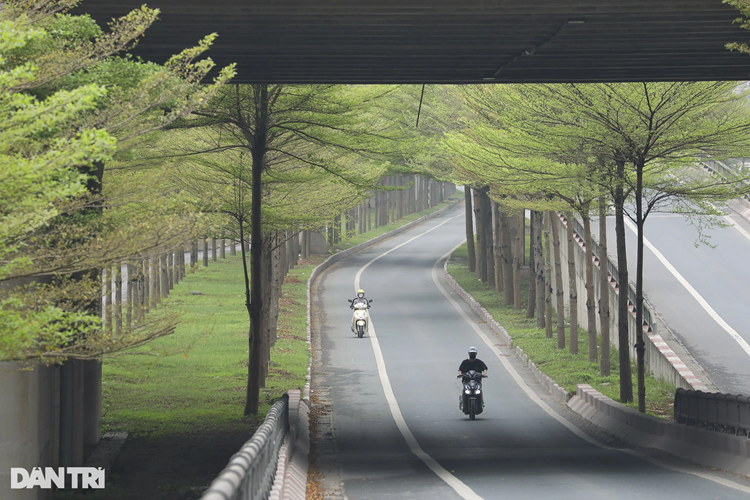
[459,370,485,420]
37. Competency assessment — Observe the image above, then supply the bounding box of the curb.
[276,197,464,500]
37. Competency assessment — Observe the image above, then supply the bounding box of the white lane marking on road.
[434,241,750,495]
[623,218,750,359]
[723,213,750,242]
[354,213,463,291]
[354,213,483,500]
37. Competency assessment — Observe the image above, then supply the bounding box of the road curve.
[311,203,750,499]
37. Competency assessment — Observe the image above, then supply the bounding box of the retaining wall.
[0,363,59,500]
[568,384,750,476]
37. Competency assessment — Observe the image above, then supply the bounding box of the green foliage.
[101,254,314,437]
[447,82,750,217]
[725,0,750,54]
[0,0,235,363]
[165,84,402,241]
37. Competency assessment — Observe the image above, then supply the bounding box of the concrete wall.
[308,231,327,255]
[548,214,710,391]
[569,384,750,476]
[0,362,59,500]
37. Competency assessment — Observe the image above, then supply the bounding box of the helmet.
[357,289,365,298]
[468,346,477,359]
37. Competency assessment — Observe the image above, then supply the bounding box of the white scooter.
[348,298,373,338]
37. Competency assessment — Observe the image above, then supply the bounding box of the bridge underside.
[81,0,750,83]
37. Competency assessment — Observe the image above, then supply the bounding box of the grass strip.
[448,242,675,419]
[101,254,325,438]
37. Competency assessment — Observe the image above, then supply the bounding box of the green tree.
[166,84,394,414]
[447,82,750,409]
[0,0,234,362]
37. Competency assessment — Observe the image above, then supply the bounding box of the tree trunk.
[473,188,486,282]
[513,212,522,310]
[161,254,169,298]
[534,211,545,328]
[212,238,217,262]
[380,185,388,227]
[259,236,271,389]
[465,187,476,273]
[614,159,633,403]
[191,239,198,271]
[550,212,565,349]
[333,213,341,244]
[482,192,495,289]
[492,200,503,293]
[526,211,536,319]
[244,83,268,416]
[203,238,209,267]
[142,259,150,314]
[389,177,395,223]
[566,214,578,354]
[583,211,597,363]
[543,212,553,338]
[599,197,611,376]
[500,209,514,305]
[167,252,174,290]
[635,159,646,413]
[114,265,122,333]
[367,198,372,231]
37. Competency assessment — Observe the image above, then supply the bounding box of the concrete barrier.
[568,384,750,476]
[0,363,59,500]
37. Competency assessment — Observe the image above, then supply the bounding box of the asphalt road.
[592,205,750,394]
[311,203,750,499]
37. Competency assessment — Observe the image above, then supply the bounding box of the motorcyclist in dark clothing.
[458,346,488,377]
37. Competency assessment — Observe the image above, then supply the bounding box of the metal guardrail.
[674,388,750,436]
[699,156,750,202]
[201,394,290,500]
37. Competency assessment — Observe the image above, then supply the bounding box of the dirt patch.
[284,276,302,283]
[649,400,675,420]
[306,465,324,500]
[279,297,294,307]
[269,367,296,379]
[81,431,256,499]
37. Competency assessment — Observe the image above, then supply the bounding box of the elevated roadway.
[310,203,750,499]
[79,0,750,83]
[594,205,750,394]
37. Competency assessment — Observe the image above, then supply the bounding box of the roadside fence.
[674,388,750,436]
[201,394,290,500]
